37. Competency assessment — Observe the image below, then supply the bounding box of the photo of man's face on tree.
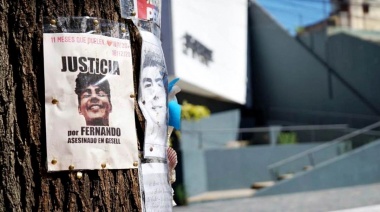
[140,51,168,128]
[75,72,112,126]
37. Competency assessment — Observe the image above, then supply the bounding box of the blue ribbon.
[168,78,181,129]
[169,101,181,130]
[169,78,180,92]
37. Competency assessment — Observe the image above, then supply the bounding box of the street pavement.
[173,182,380,212]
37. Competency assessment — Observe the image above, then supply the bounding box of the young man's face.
[141,66,167,125]
[78,84,112,126]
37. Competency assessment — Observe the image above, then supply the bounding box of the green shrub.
[278,132,297,144]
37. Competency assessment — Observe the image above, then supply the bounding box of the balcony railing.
[267,121,380,181]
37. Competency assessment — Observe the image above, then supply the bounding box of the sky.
[256,0,332,35]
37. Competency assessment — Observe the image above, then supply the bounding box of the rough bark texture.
[0,0,143,211]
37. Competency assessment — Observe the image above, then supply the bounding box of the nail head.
[52,99,59,104]
[76,172,83,179]
[101,163,106,169]
[51,159,57,165]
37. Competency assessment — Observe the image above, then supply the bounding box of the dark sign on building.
[182,33,213,66]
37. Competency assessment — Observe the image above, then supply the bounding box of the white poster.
[141,163,172,212]
[138,31,168,159]
[43,33,138,171]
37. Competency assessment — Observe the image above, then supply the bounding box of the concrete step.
[303,165,313,171]
[277,173,294,180]
[251,181,275,189]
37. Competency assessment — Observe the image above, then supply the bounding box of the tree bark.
[0,0,143,211]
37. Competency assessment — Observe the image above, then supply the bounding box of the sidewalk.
[174,182,380,212]
[331,205,380,212]
[187,189,256,204]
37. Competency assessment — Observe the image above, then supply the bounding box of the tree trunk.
[0,0,143,211]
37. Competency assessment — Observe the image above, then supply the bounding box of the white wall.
[171,0,248,104]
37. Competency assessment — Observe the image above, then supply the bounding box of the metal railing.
[268,121,380,181]
[181,124,351,150]
[268,107,380,128]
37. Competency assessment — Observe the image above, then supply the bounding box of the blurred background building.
[162,0,249,112]
[161,0,380,204]
[330,0,380,31]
